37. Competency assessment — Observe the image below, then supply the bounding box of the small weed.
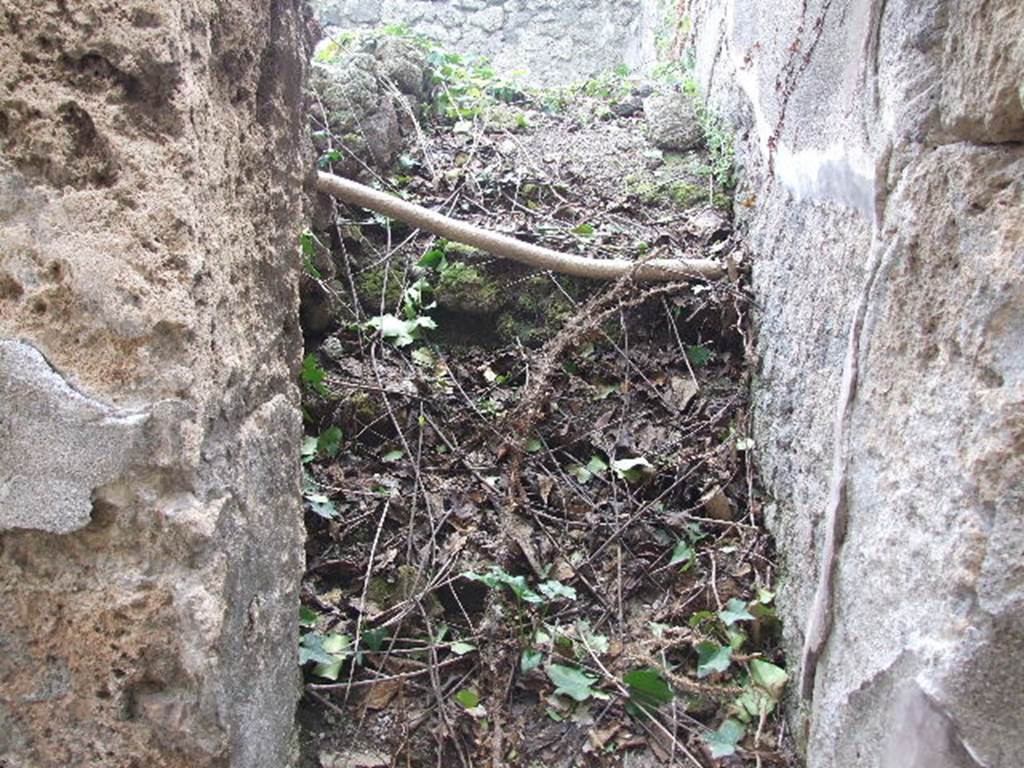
[299,230,322,278]
[300,354,329,397]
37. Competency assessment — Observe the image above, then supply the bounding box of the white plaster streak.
[724,3,876,219]
[774,143,877,218]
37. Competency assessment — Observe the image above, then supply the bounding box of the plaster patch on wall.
[724,3,877,219]
[0,339,148,534]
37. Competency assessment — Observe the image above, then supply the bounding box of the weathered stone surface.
[643,88,704,151]
[310,0,651,86]
[0,1,310,766]
[686,0,1024,766]
[311,36,429,175]
[937,2,1024,143]
[313,55,403,171]
[0,340,148,533]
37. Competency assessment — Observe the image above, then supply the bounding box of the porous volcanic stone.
[0,1,311,766]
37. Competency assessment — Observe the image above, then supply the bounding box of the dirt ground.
[296,48,798,768]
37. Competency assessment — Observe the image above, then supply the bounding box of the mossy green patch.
[625,174,707,209]
[494,277,581,347]
[435,261,502,314]
[670,181,706,207]
[356,265,406,312]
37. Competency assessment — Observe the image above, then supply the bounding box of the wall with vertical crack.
[0,1,311,765]
[687,1,1023,765]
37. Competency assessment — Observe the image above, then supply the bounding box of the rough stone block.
[0,1,311,765]
[687,0,1024,765]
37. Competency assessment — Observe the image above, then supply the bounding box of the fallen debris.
[298,28,796,768]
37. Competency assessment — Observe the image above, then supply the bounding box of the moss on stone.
[670,181,706,207]
[356,265,405,312]
[624,173,662,205]
[622,147,736,210]
[625,173,709,209]
[435,261,502,314]
[494,277,579,347]
[445,242,484,258]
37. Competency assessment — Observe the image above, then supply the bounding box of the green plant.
[696,640,733,677]
[623,667,674,715]
[300,230,322,278]
[301,468,338,519]
[313,24,431,66]
[426,49,523,122]
[365,312,437,347]
[301,426,342,464]
[363,264,442,348]
[701,111,736,191]
[686,344,713,367]
[301,353,329,397]
[298,606,352,679]
[316,147,342,170]
[704,718,745,758]
[465,566,576,607]
[610,456,655,482]
[546,663,601,702]
[652,54,736,195]
[719,597,755,626]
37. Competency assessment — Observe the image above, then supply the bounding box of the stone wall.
[0,1,310,766]
[311,0,655,85]
[687,1,1023,766]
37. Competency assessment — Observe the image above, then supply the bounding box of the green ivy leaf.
[322,633,350,655]
[455,688,480,709]
[576,622,609,655]
[361,627,388,652]
[299,605,318,628]
[696,642,732,678]
[304,493,338,520]
[450,641,476,656]
[312,658,344,681]
[730,687,774,723]
[703,718,745,758]
[611,456,655,482]
[568,463,594,484]
[299,632,337,666]
[718,598,755,626]
[686,345,712,367]
[546,664,599,702]
[465,568,543,604]
[317,426,343,458]
[623,667,674,712]
[669,540,695,567]
[749,659,788,699]
[301,354,329,396]
[300,631,350,677]
[365,313,437,348]
[521,648,543,673]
